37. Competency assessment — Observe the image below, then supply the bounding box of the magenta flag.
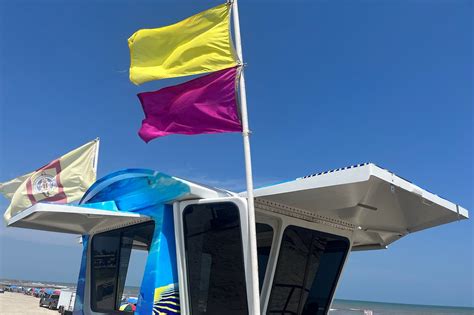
[138,66,242,142]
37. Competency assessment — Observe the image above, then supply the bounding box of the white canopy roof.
[244,163,468,250]
[5,164,468,249]
[7,203,151,235]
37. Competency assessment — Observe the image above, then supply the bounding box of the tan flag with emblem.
[1,139,99,223]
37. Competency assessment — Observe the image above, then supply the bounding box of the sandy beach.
[0,292,57,314]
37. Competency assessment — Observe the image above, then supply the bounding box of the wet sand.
[0,292,56,314]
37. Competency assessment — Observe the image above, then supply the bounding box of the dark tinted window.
[267,226,349,315]
[256,223,274,292]
[183,202,248,315]
[91,221,154,313]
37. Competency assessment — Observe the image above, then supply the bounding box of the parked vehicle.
[38,288,46,299]
[39,293,49,307]
[57,290,75,314]
[40,292,60,310]
[33,288,41,297]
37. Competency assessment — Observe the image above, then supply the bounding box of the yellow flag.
[1,139,99,222]
[128,3,238,85]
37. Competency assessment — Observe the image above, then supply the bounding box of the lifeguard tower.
[6,163,468,315]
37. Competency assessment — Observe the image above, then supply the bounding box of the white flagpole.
[231,1,261,315]
[93,138,100,175]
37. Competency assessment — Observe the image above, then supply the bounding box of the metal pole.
[93,138,100,175]
[231,1,261,314]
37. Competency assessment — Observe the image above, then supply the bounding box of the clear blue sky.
[0,0,472,308]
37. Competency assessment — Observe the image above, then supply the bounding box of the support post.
[231,1,261,314]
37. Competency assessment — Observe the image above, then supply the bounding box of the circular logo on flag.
[32,174,58,196]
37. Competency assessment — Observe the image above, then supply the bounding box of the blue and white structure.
[5,163,469,314]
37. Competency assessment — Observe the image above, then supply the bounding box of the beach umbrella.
[127,297,138,304]
[119,303,136,312]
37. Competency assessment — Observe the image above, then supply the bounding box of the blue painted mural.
[72,169,189,314]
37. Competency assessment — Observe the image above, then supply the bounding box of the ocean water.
[331,299,474,315]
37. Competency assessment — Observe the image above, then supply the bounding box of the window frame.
[254,213,281,310]
[259,215,353,315]
[267,224,350,314]
[174,197,256,315]
[88,220,155,314]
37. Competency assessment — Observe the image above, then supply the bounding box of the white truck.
[56,290,75,315]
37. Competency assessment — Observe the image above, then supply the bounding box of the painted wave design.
[153,286,180,314]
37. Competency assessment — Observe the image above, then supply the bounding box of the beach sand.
[0,292,57,314]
